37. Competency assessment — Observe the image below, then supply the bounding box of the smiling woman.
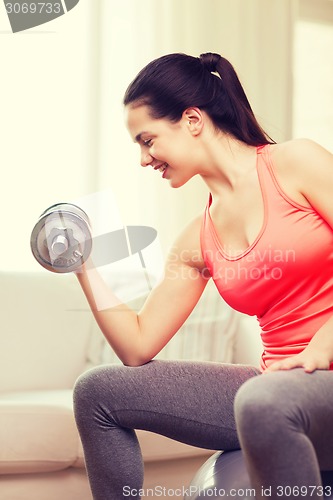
[73,49,333,500]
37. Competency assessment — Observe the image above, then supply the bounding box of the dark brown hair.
[123,52,274,146]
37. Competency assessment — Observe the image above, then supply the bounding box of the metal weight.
[30,203,92,273]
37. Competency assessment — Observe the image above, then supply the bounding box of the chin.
[169,173,193,189]
[169,179,187,189]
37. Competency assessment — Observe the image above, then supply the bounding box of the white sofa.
[0,270,262,500]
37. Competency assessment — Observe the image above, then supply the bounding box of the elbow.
[115,337,155,367]
[122,358,152,367]
[121,353,153,367]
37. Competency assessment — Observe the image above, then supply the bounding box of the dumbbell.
[30,203,92,273]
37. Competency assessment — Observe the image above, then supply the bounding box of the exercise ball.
[184,450,333,499]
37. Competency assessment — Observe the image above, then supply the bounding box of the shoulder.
[270,138,332,172]
[270,139,333,227]
[270,138,332,194]
[261,139,332,210]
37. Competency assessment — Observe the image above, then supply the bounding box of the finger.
[264,361,283,372]
[265,358,302,372]
[303,360,330,373]
[303,362,316,373]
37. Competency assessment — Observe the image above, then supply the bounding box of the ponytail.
[124,52,274,146]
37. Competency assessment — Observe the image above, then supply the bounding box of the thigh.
[236,368,333,470]
[286,369,333,470]
[75,359,260,451]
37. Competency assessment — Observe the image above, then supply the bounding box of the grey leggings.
[73,360,333,499]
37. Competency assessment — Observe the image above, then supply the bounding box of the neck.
[198,133,259,197]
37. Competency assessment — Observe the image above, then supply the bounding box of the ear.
[182,107,204,136]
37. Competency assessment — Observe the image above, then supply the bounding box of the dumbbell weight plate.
[30,203,92,273]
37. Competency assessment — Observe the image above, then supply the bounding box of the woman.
[73,52,333,499]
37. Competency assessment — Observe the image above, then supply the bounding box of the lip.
[153,163,167,171]
[153,162,169,176]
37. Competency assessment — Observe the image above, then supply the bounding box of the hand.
[264,347,331,373]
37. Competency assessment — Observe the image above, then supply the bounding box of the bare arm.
[76,216,210,366]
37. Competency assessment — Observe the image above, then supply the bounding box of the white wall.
[0,0,98,271]
[293,6,333,151]
[0,0,297,272]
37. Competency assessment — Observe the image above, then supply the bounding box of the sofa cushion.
[0,390,81,474]
[0,389,213,476]
[0,272,95,392]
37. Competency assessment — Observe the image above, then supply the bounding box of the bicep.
[137,218,210,361]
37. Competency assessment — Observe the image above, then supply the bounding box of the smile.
[153,163,168,174]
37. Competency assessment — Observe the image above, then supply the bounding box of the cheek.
[155,135,193,164]
[149,143,163,159]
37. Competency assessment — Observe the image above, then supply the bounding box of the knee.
[234,374,291,446]
[73,366,103,422]
[73,364,122,423]
[234,376,264,431]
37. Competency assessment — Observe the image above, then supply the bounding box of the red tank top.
[200,144,333,370]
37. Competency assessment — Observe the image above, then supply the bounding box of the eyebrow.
[134,132,149,143]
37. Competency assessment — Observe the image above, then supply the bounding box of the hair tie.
[199,52,222,73]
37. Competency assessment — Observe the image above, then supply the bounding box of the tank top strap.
[205,144,280,218]
[256,144,267,154]
[255,144,281,204]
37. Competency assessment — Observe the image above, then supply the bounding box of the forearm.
[75,264,145,366]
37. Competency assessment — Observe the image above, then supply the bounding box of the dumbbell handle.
[51,234,69,256]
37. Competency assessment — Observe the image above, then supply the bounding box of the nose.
[140,151,153,167]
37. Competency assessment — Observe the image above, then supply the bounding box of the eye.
[143,139,153,147]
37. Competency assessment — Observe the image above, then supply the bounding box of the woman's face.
[125,104,202,188]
